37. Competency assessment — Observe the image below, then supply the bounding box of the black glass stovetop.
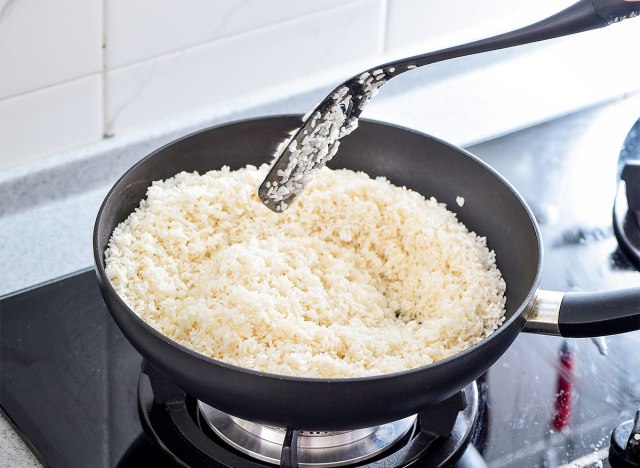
[2,102,640,468]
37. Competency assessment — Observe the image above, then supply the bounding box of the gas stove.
[1,102,640,467]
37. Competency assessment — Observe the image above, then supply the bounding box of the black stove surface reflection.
[0,271,167,468]
[2,98,640,467]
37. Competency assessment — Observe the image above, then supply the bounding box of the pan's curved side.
[94,116,541,430]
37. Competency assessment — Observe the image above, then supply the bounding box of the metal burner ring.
[198,403,416,467]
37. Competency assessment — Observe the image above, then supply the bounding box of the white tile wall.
[0,75,102,170]
[1,0,640,171]
[0,0,102,100]
[106,0,384,135]
[106,0,363,68]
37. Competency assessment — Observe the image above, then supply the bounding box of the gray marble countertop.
[2,36,640,466]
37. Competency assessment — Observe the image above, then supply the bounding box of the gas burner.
[614,161,640,270]
[200,405,416,466]
[138,362,487,467]
[613,117,640,270]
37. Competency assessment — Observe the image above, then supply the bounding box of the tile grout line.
[101,0,110,138]
[380,0,389,56]
[0,72,102,103]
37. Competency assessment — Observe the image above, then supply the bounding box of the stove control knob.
[609,410,640,468]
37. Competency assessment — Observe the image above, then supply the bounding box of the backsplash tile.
[0,75,102,170]
[0,0,102,100]
[106,0,363,69]
[106,0,383,136]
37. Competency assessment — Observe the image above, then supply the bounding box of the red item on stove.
[552,341,574,431]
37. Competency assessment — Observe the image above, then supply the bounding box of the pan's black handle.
[523,289,640,337]
[384,0,640,72]
[559,289,640,337]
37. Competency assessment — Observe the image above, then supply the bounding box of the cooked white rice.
[105,165,506,378]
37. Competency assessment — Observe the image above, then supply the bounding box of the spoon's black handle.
[594,0,640,25]
[383,0,640,72]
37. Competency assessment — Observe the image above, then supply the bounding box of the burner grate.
[613,117,640,270]
[138,362,484,467]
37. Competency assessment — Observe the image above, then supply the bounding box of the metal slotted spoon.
[258,0,640,213]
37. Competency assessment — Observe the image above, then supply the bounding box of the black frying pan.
[93,116,640,431]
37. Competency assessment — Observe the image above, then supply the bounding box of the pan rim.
[93,114,543,385]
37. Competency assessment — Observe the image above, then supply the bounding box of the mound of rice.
[105,165,506,378]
